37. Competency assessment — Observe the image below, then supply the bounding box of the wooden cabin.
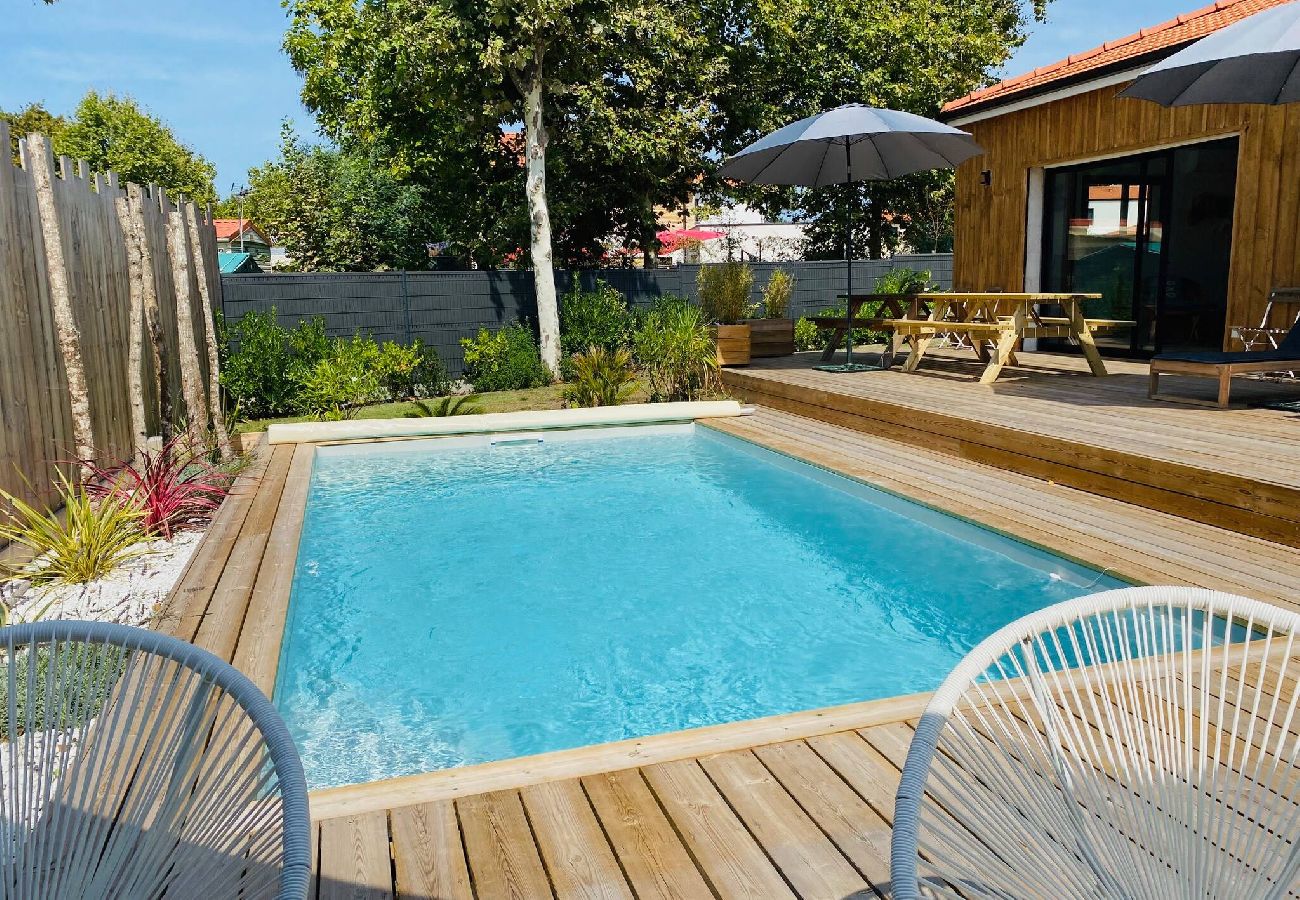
[941,0,1299,355]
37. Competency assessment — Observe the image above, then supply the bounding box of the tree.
[0,102,67,163]
[284,0,708,376]
[55,91,216,206]
[703,0,1050,258]
[216,123,445,272]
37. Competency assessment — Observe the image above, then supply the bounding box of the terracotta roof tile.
[943,0,1290,116]
[213,219,269,243]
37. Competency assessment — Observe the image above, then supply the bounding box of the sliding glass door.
[1041,137,1238,355]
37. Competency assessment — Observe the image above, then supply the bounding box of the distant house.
[213,219,272,264]
[217,251,262,275]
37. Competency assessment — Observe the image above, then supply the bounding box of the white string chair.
[891,586,1300,899]
[0,620,310,899]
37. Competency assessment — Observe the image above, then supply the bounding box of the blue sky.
[4,0,1202,197]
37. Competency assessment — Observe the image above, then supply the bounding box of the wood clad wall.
[0,123,221,511]
[951,84,1300,346]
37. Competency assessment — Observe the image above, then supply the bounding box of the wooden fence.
[0,123,224,514]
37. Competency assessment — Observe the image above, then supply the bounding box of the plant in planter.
[697,262,754,366]
[745,269,797,358]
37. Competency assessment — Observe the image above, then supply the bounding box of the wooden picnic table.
[812,293,934,362]
[883,292,1127,384]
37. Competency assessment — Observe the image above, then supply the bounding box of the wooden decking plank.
[579,769,713,899]
[192,443,295,663]
[519,779,633,900]
[641,758,796,899]
[805,731,904,823]
[698,750,870,899]
[753,740,894,891]
[390,801,473,900]
[458,789,555,899]
[160,445,269,642]
[233,442,314,692]
[318,811,393,900]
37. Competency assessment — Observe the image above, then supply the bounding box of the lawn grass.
[234,384,573,434]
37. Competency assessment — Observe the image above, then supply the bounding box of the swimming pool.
[276,424,1126,789]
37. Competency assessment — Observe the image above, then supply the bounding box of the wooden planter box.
[712,323,752,367]
[744,318,795,358]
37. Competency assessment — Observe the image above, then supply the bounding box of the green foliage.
[874,267,936,295]
[284,0,721,268]
[300,335,383,420]
[794,316,823,353]
[0,644,127,741]
[559,281,635,376]
[52,92,216,206]
[461,323,552,393]
[220,310,329,419]
[633,298,720,402]
[217,122,444,271]
[406,395,485,417]
[762,269,795,319]
[697,262,754,325]
[375,339,448,400]
[1,102,67,163]
[0,475,146,587]
[563,347,639,408]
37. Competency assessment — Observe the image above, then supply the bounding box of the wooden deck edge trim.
[155,443,273,639]
[231,443,315,694]
[722,372,1300,548]
[307,691,932,822]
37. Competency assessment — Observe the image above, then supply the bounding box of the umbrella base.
[813,362,878,373]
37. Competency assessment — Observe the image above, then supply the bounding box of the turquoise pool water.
[277,425,1125,788]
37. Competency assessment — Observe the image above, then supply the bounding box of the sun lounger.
[1148,319,1300,407]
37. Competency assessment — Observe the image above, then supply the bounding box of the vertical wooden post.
[185,202,230,456]
[132,185,172,441]
[165,202,209,437]
[115,192,149,454]
[26,133,95,462]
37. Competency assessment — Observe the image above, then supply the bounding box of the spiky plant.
[0,474,147,586]
[563,346,639,408]
[405,395,486,417]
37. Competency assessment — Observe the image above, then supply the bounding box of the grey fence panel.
[220,254,951,376]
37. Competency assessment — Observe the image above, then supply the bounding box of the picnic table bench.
[811,293,932,362]
[885,293,1130,383]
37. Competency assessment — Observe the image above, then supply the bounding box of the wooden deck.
[159,388,1300,898]
[722,349,1300,547]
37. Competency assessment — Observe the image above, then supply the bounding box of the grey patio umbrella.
[1119,0,1300,106]
[719,104,982,371]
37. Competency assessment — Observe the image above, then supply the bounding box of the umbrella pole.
[845,141,854,366]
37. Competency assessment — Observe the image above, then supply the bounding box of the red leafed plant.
[81,437,233,539]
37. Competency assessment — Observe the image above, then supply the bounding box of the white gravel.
[0,530,204,628]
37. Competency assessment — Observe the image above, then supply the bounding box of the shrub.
[697,262,754,324]
[0,475,147,586]
[406,395,485,417]
[81,437,231,539]
[300,336,383,421]
[794,316,823,352]
[220,310,331,419]
[376,339,448,401]
[563,347,639,408]
[560,281,635,363]
[874,267,935,295]
[633,297,721,402]
[461,322,551,392]
[762,269,794,319]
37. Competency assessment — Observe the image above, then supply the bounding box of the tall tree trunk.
[131,186,172,442]
[27,134,95,462]
[520,58,561,378]
[114,194,149,455]
[185,204,231,458]
[165,205,209,439]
